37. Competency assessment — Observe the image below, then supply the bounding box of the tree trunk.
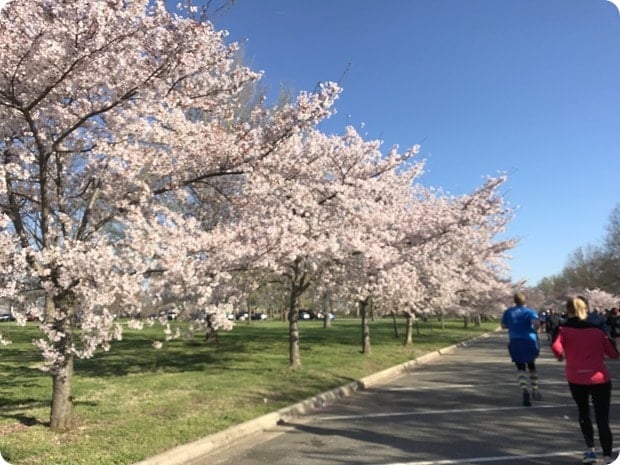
[321,294,332,328]
[403,312,414,346]
[475,313,481,327]
[48,292,75,430]
[360,299,371,355]
[285,258,311,367]
[463,315,468,328]
[440,312,445,330]
[50,354,74,430]
[288,311,301,367]
[287,286,302,367]
[391,310,399,338]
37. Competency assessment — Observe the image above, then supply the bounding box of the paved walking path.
[139,330,620,465]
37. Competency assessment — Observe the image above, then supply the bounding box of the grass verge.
[0,317,497,464]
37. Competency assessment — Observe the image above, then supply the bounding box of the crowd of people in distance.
[539,306,620,343]
[501,293,620,465]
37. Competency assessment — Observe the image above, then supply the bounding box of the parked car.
[299,310,311,320]
[161,310,178,320]
[251,312,268,321]
[236,311,249,321]
[0,313,15,322]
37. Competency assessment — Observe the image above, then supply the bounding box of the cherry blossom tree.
[338,188,420,354]
[256,130,518,357]
[583,288,619,312]
[339,174,516,352]
[221,124,424,365]
[0,0,340,429]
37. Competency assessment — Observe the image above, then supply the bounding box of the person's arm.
[529,309,541,332]
[550,331,564,361]
[603,333,619,359]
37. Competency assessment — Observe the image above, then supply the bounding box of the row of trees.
[0,1,516,430]
[537,205,620,302]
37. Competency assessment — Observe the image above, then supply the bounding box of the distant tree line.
[536,205,620,301]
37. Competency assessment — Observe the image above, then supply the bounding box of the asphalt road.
[202,330,620,465]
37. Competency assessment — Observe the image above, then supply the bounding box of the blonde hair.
[514,292,526,306]
[566,296,588,320]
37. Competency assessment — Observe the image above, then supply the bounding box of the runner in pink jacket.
[552,296,619,464]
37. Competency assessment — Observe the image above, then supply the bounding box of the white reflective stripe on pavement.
[316,402,579,421]
[385,449,595,464]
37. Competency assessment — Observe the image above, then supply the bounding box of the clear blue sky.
[199,0,620,286]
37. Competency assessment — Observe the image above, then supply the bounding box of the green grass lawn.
[0,317,497,465]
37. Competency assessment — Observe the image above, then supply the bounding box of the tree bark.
[391,310,399,338]
[360,298,371,355]
[285,258,311,367]
[50,354,74,430]
[288,313,301,366]
[403,312,414,346]
[287,278,303,367]
[48,292,75,430]
[321,293,332,328]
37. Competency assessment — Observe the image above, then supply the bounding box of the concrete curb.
[133,330,498,465]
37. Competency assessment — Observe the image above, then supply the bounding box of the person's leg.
[515,361,528,389]
[570,383,597,462]
[509,340,533,406]
[515,361,531,406]
[591,382,613,458]
[527,361,542,400]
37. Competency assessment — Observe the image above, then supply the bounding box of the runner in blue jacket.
[501,292,541,406]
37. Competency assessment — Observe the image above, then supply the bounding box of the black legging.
[515,361,536,371]
[569,381,613,456]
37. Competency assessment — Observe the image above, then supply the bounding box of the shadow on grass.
[0,411,46,427]
[0,319,494,411]
[6,319,488,377]
[75,344,224,377]
[74,321,333,377]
